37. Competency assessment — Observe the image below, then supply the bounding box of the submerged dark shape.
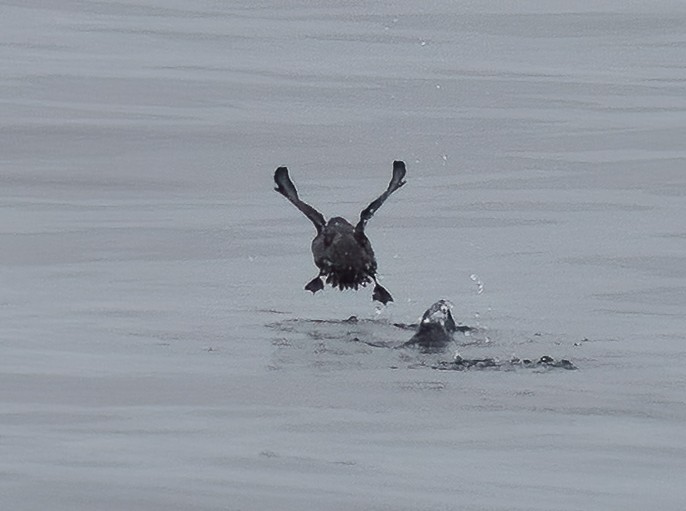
[401,300,577,369]
[402,299,471,352]
[274,161,406,304]
[439,355,577,371]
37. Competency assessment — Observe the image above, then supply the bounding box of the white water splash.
[470,273,484,295]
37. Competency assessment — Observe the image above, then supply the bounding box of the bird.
[274,160,406,304]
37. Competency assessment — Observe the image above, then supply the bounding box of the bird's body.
[311,217,375,290]
[274,161,406,304]
[403,299,459,351]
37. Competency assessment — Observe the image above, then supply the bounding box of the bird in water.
[274,160,406,304]
[403,299,460,351]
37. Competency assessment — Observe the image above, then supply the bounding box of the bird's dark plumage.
[274,161,406,304]
[403,300,458,351]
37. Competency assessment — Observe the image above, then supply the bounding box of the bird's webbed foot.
[372,283,393,305]
[305,276,325,294]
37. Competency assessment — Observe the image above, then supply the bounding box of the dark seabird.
[274,160,406,304]
[403,301,577,369]
[403,299,460,352]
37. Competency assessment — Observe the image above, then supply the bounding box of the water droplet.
[469,273,484,294]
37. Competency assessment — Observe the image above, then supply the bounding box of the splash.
[470,273,484,295]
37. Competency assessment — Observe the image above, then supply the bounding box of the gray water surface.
[2,1,686,510]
